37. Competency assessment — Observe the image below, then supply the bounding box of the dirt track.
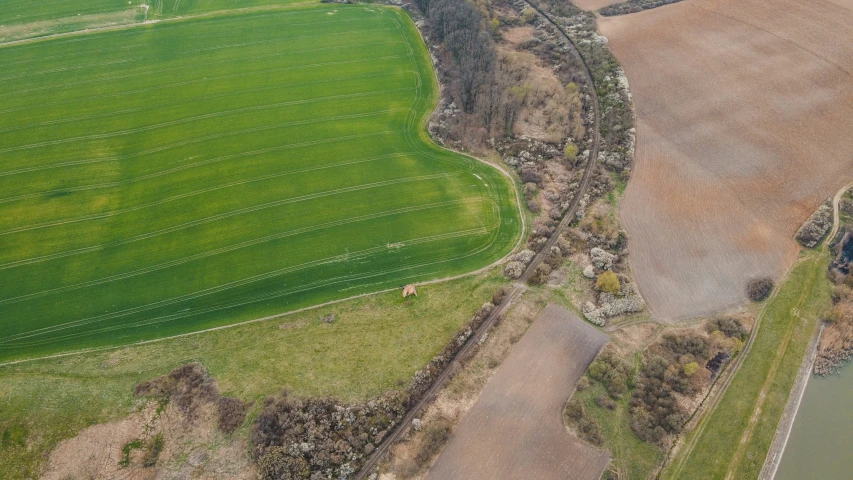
[425,304,610,480]
[601,0,853,320]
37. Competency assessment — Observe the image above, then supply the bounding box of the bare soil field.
[425,304,610,480]
[600,0,853,320]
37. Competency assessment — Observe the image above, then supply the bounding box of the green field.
[663,251,831,480]
[0,5,522,362]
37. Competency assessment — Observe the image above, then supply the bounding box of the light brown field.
[425,304,610,480]
[600,0,853,320]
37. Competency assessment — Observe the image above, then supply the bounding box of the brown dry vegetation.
[42,364,255,480]
[601,0,853,320]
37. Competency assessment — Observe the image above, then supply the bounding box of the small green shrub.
[596,271,621,294]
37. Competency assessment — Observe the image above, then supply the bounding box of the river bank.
[757,324,823,480]
[774,364,853,479]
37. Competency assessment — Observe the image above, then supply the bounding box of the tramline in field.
[0,5,521,361]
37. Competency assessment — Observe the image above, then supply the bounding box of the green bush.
[596,271,621,294]
[564,142,579,161]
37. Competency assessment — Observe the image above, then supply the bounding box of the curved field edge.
[0,5,524,362]
[661,250,831,480]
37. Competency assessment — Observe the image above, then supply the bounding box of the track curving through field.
[354,2,602,477]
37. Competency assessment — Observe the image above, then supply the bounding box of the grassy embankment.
[0,271,506,479]
[662,250,831,479]
[0,5,521,362]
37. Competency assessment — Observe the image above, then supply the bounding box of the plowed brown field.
[600,0,853,320]
[425,304,610,480]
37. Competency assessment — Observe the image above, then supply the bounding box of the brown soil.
[600,0,853,320]
[425,304,610,480]
[42,397,254,479]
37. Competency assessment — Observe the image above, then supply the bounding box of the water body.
[776,368,853,479]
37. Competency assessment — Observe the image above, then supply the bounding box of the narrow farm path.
[354,2,603,477]
[827,182,853,244]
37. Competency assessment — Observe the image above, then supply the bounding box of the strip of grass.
[0,270,505,479]
[0,6,521,362]
[663,251,831,480]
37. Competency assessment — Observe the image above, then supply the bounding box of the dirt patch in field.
[600,0,853,320]
[425,304,610,480]
[42,368,254,480]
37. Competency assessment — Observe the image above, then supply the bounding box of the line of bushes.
[250,294,505,479]
[599,0,683,17]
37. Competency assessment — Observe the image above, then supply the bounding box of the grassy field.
[0,270,506,478]
[0,5,521,362]
[663,250,831,480]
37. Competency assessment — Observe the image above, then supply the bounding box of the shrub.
[588,349,633,398]
[565,398,585,421]
[527,263,552,286]
[595,394,617,410]
[630,355,686,444]
[564,142,578,161]
[218,396,249,434]
[414,418,453,468]
[747,277,774,302]
[662,332,710,358]
[683,362,699,377]
[578,417,604,445]
[575,376,591,392]
[135,362,218,421]
[252,391,407,479]
[596,271,621,294]
[707,316,747,339]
